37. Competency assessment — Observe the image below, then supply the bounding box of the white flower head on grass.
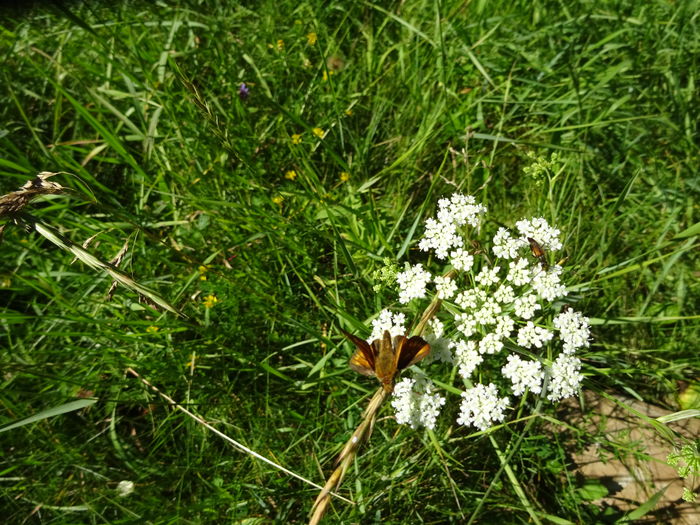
[391,375,446,430]
[502,354,544,396]
[493,227,526,259]
[517,321,554,349]
[397,263,432,304]
[371,193,587,432]
[547,354,583,401]
[554,309,591,354]
[451,339,483,378]
[434,274,458,299]
[450,247,474,271]
[368,309,407,341]
[457,383,509,431]
[515,217,563,251]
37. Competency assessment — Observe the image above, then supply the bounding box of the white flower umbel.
[516,321,554,349]
[478,332,504,355]
[474,297,501,325]
[515,217,563,250]
[452,340,483,378]
[502,354,544,396]
[391,376,446,430]
[434,275,458,299]
[554,309,591,354]
[506,258,532,286]
[475,265,501,287]
[450,247,474,271]
[493,284,515,304]
[369,309,407,341]
[455,288,486,310]
[494,315,515,339]
[532,265,568,301]
[513,293,541,320]
[418,218,463,259]
[436,193,487,228]
[492,227,526,259]
[546,354,583,401]
[455,313,478,337]
[457,383,509,431]
[397,264,432,304]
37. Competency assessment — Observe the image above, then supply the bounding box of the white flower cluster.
[391,376,446,430]
[456,383,509,431]
[515,217,563,251]
[384,194,588,433]
[369,309,407,341]
[501,354,544,395]
[553,309,591,354]
[546,354,584,401]
[418,193,486,259]
[397,264,432,304]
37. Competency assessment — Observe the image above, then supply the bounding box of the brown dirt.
[556,391,699,524]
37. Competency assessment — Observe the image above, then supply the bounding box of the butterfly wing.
[395,335,431,371]
[341,328,377,377]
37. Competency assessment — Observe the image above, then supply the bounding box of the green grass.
[1,0,698,523]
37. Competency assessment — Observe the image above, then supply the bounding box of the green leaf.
[0,399,97,434]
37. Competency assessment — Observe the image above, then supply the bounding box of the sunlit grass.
[0,0,698,523]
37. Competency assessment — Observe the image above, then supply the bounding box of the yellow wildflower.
[291,133,302,144]
[340,172,350,182]
[307,32,317,45]
[272,195,284,205]
[146,326,159,333]
[285,170,298,180]
[322,70,335,81]
[312,127,324,138]
[203,294,219,308]
[277,39,285,50]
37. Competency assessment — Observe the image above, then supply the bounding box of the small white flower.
[475,265,501,287]
[437,193,487,227]
[506,258,532,286]
[474,298,501,325]
[515,217,563,251]
[116,480,135,497]
[391,376,446,430]
[457,383,509,431]
[494,315,515,339]
[435,275,458,299]
[450,247,474,271]
[554,309,591,354]
[478,332,504,354]
[532,265,568,301]
[419,217,463,259]
[547,354,583,401]
[397,264,432,304]
[369,309,407,340]
[513,293,541,320]
[493,284,515,304]
[492,227,525,259]
[451,339,483,378]
[517,321,554,349]
[455,312,478,337]
[455,288,486,310]
[501,354,544,396]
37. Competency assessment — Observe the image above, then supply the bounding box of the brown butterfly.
[341,329,431,393]
[527,237,548,269]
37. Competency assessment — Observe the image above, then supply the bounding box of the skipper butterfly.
[341,329,431,393]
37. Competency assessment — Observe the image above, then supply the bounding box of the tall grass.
[1,0,698,523]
